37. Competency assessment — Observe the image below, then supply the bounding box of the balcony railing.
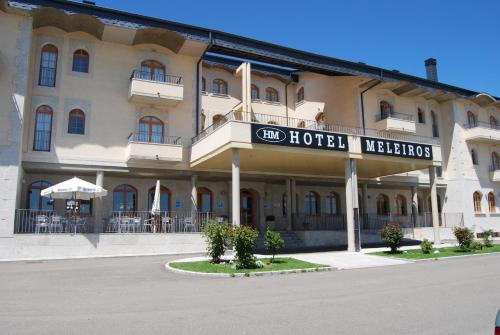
[193,110,440,145]
[375,111,414,122]
[15,209,94,234]
[130,70,182,85]
[292,214,346,231]
[464,121,500,130]
[128,132,181,145]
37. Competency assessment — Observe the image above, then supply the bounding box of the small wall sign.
[175,200,182,208]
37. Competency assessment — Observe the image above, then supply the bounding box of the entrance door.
[241,190,256,228]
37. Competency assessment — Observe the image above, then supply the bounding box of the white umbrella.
[150,180,161,215]
[41,177,108,200]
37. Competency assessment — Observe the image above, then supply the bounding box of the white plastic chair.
[162,216,172,233]
[50,216,64,233]
[35,215,50,234]
[133,217,142,233]
[183,217,194,232]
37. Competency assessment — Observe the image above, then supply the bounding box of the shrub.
[482,229,494,248]
[230,225,258,269]
[380,222,404,253]
[202,221,231,263]
[264,229,285,262]
[470,240,483,251]
[453,226,474,251]
[420,239,433,254]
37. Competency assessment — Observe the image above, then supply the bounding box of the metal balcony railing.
[15,209,94,234]
[130,70,182,85]
[376,111,414,122]
[464,121,500,130]
[128,132,181,145]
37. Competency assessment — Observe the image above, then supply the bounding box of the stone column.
[429,166,441,246]
[291,179,297,215]
[286,179,292,230]
[345,158,360,252]
[232,149,240,226]
[362,183,368,216]
[94,171,104,233]
[411,185,420,227]
[191,175,198,213]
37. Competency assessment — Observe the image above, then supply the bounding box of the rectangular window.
[418,111,425,124]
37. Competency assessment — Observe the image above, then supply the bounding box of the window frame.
[488,192,496,213]
[33,105,53,152]
[148,186,172,212]
[113,184,138,212]
[138,116,164,143]
[212,78,228,95]
[473,191,482,214]
[140,60,166,82]
[251,84,260,100]
[27,181,54,211]
[265,87,280,103]
[72,49,90,73]
[305,191,320,216]
[39,44,58,87]
[197,187,213,212]
[67,109,85,135]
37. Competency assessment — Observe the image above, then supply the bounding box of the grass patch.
[371,244,500,260]
[169,257,328,274]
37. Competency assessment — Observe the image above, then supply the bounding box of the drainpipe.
[195,32,213,135]
[359,80,381,135]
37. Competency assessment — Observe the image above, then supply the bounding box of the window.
[297,87,304,103]
[376,194,390,216]
[305,191,319,215]
[467,111,477,128]
[492,152,500,171]
[148,186,171,212]
[417,108,425,124]
[431,111,439,137]
[68,109,85,135]
[138,116,164,143]
[471,149,478,165]
[27,181,54,211]
[395,195,407,216]
[39,44,58,87]
[265,87,279,103]
[251,84,260,100]
[316,112,326,128]
[197,187,212,212]
[201,77,206,92]
[212,79,228,95]
[297,121,306,128]
[325,192,340,215]
[140,60,165,81]
[33,105,53,151]
[490,116,498,129]
[66,199,92,215]
[113,184,137,212]
[72,49,89,73]
[212,114,226,125]
[380,100,393,119]
[473,191,482,214]
[488,192,496,213]
[282,193,287,217]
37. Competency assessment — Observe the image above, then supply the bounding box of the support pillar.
[429,166,441,246]
[345,158,360,252]
[291,179,297,215]
[191,175,198,213]
[362,183,368,216]
[411,185,420,227]
[232,149,240,226]
[94,171,104,233]
[286,179,292,230]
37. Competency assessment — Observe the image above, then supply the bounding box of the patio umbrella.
[150,180,161,215]
[40,177,108,200]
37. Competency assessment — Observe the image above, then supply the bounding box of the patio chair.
[162,216,172,233]
[183,217,195,232]
[132,217,142,233]
[50,216,64,233]
[35,215,51,234]
[74,217,86,233]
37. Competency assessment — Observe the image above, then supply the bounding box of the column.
[286,179,292,230]
[94,171,104,233]
[232,148,240,226]
[362,183,368,217]
[411,185,420,227]
[345,158,360,252]
[191,175,198,213]
[429,166,441,246]
[291,179,297,215]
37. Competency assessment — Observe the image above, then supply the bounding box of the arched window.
[467,111,477,128]
[488,192,496,213]
[27,181,54,211]
[265,87,279,103]
[490,115,498,129]
[197,187,212,212]
[251,84,260,100]
[138,116,164,143]
[297,121,306,128]
[417,108,425,124]
[305,191,320,215]
[282,193,287,217]
[471,149,478,166]
[296,87,304,103]
[140,60,165,81]
[431,111,439,137]
[72,49,89,73]
[376,194,390,216]
[492,152,500,171]
[212,79,228,95]
[113,184,137,212]
[380,100,393,119]
[148,186,171,212]
[212,114,227,125]
[201,77,206,92]
[39,44,58,87]
[68,109,85,135]
[33,105,53,151]
[395,194,408,216]
[316,112,326,129]
[325,192,340,215]
[473,191,482,213]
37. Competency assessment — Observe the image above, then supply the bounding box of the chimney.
[425,58,438,81]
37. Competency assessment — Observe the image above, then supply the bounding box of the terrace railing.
[130,70,182,85]
[464,121,500,130]
[15,209,94,234]
[376,111,414,122]
[128,132,181,145]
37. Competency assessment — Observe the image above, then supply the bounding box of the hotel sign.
[361,137,433,160]
[251,124,348,151]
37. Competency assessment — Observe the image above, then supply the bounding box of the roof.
[6,0,500,103]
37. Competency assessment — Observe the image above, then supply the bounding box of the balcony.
[128,70,183,106]
[374,111,416,134]
[463,122,500,143]
[126,132,183,163]
[490,166,500,182]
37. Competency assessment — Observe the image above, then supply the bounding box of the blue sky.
[96,0,500,96]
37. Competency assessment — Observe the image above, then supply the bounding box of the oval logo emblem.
[256,127,286,143]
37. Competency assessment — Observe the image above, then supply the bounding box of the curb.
[164,261,334,278]
[372,250,500,262]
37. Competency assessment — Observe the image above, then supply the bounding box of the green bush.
[453,226,474,251]
[230,225,258,269]
[380,222,404,253]
[470,240,483,251]
[264,229,284,262]
[420,239,433,254]
[202,221,231,263]
[482,229,494,248]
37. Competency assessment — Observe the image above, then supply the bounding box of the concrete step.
[255,230,304,251]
